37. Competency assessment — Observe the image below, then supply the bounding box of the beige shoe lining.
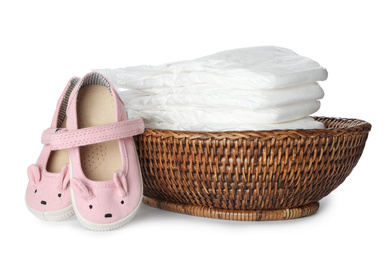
[77,85,122,181]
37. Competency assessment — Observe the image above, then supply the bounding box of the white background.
[1,0,386,259]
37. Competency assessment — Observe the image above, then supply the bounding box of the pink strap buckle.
[49,118,145,150]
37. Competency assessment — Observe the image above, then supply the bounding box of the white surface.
[0,1,386,260]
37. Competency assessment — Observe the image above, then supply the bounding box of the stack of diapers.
[94,46,328,131]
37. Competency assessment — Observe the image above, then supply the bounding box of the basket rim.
[140,116,372,140]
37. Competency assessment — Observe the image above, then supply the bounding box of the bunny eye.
[34,189,37,193]
[89,205,93,209]
[121,200,124,205]
[58,193,62,198]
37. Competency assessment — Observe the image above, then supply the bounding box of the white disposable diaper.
[94,46,327,131]
[97,46,327,90]
[144,117,325,132]
[119,82,324,110]
[125,100,320,125]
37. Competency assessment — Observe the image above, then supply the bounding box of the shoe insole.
[46,118,68,173]
[77,84,122,181]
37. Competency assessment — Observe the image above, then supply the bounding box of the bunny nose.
[41,200,47,205]
[105,213,112,218]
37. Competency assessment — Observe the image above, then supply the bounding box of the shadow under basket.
[134,117,371,221]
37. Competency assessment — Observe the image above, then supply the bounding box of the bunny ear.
[113,171,128,197]
[59,164,70,190]
[71,178,93,200]
[27,164,41,185]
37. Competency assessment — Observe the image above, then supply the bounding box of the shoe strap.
[41,128,67,145]
[49,118,144,150]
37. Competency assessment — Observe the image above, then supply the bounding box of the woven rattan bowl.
[134,117,371,221]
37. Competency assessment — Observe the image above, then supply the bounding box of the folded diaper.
[97,46,328,90]
[145,117,325,132]
[94,46,327,131]
[119,82,324,110]
[125,100,321,125]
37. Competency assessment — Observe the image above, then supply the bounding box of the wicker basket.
[134,117,371,221]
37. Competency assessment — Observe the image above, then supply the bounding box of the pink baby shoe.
[49,72,144,231]
[26,77,80,221]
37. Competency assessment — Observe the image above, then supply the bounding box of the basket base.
[143,196,319,221]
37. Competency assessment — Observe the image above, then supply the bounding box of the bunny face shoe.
[50,72,145,231]
[26,77,80,221]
